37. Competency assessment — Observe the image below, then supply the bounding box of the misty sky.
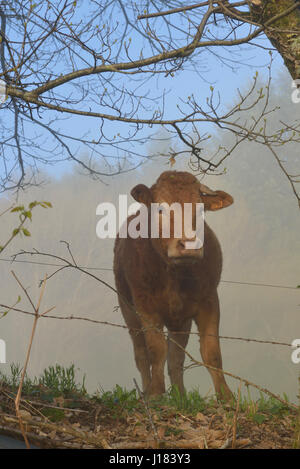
[0,69,299,403]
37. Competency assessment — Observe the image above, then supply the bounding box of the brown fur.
[113,171,234,399]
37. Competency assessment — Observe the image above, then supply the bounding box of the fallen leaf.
[195,412,208,424]
[19,410,31,420]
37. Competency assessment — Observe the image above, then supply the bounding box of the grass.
[95,384,209,418]
[93,382,293,425]
[156,386,209,414]
[0,363,298,447]
[39,364,86,396]
[96,384,139,415]
[239,387,290,423]
[0,362,295,423]
[40,407,66,422]
[0,362,87,398]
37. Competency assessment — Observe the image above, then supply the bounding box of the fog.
[0,71,299,402]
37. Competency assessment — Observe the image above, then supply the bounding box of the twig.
[137,1,248,20]
[0,413,111,449]
[12,272,47,449]
[133,378,159,446]
[170,339,298,411]
[232,380,242,449]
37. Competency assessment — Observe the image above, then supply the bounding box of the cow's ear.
[131,184,153,207]
[201,190,233,211]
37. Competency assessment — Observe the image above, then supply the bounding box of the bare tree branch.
[0,1,298,202]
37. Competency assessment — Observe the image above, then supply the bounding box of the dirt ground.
[0,384,298,449]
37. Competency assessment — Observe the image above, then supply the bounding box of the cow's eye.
[200,191,213,197]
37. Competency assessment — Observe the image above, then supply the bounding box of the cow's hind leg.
[119,298,151,393]
[167,319,192,394]
[194,292,232,402]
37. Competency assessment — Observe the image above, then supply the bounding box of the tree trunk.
[250,0,300,80]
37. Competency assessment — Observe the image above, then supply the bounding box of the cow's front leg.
[167,319,192,394]
[139,311,167,396]
[194,292,232,402]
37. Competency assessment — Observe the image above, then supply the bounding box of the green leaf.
[12,228,20,236]
[22,228,31,237]
[24,211,32,220]
[40,201,52,208]
[253,414,267,424]
[11,206,24,213]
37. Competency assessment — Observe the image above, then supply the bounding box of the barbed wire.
[0,301,295,348]
[1,297,298,412]
[0,257,299,290]
[0,258,298,412]
[0,248,299,349]
[0,254,298,346]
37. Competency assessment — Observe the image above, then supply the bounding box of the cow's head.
[131,171,233,265]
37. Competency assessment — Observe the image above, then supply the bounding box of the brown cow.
[113,171,233,400]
